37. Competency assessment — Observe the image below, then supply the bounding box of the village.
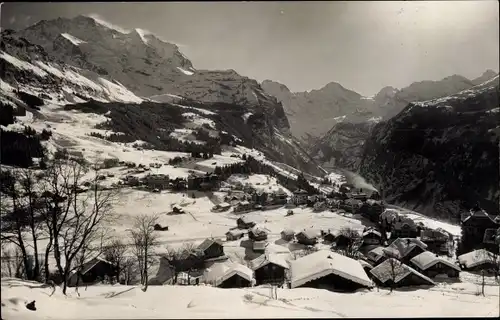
[56,151,500,294]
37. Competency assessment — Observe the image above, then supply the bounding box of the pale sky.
[2,1,499,96]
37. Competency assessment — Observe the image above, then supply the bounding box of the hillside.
[0,27,314,176]
[359,76,500,222]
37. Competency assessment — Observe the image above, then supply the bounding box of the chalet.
[350,192,368,202]
[296,229,320,246]
[248,226,268,241]
[459,206,499,254]
[321,230,337,243]
[67,257,118,287]
[457,249,497,272]
[340,199,363,213]
[339,183,353,194]
[253,240,267,252]
[410,251,461,278]
[420,229,449,254]
[334,233,356,248]
[384,238,428,263]
[369,258,436,288]
[226,229,244,241]
[290,250,373,292]
[366,246,389,266]
[358,200,385,223]
[234,200,253,213]
[362,229,382,246]
[237,216,256,229]
[281,229,295,242]
[203,262,254,288]
[271,189,289,205]
[211,202,231,213]
[196,238,224,260]
[292,189,308,205]
[171,178,187,191]
[142,174,170,190]
[177,270,204,285]
[391,219,419,239]
[250,253,289,286]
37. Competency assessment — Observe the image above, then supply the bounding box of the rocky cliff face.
[1,25,313,175]
[309,119,381,172]
[359,76,500,222]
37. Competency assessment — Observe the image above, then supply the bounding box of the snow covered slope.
[2,275,498,319]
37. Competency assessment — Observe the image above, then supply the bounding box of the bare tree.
[128,214,160,291]
[103,239,128,282]
[39,158,118,294]
[0,170,32,280]
[384,256,401,293]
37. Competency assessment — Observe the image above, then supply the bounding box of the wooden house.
[250,253,289,286]
[296,229,319,246]
[203,262,254,288]
[271,189,289,205]
[253,240,267,252]
[391,219,419,239]
[211,202,231,213]
[196,238,224,260]
[67,257,118,287]
[321,230,337,243]
[410,251,460,279]
[290,250,373,292]
[420,229,449,254]
[281,229,295,242]
[457,249,497,272]
[248,226,268,241]
[292,189,308,205]
[226,229,244,241]
[362,229,382,246]
[369,258,436,288]
[142,174,170,190]
[340,199,363,213]
[366,246,389,266]
[460,207,499,254]
[237,216,256,229]
[384,238,428,263]
[234,200,253,213]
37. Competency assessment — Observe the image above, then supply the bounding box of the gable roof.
[297,229,320,240]
[226,229,244,237]
[410,251,460,272]
[463,208,496,224]
[80,257,115,275]
[203,262,253,287]
[281,229,295,236]
[290,250,372,289]
[370,258,436,285]
[237,215,254,225]
[367,246,387,262]
[249,253,289,271]
[197,238,223,252]
[420,229,449,241]
[249,226,268,237]
[385,238,427,259]
[363,229,382,238]
[457,249,497,269]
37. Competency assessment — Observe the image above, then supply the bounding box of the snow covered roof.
[219,202,231,208]
[367,247,387,262]
[80,257,115,275]
[239,200,250,206]
[203,262,253,287]
[410,251,460,272]
[297,229,320,240]
[463,208,495,224]
[290,250,373,289]
[370,258,436,285]
[250,226,268,236]
[197,238,223,252]
[249,253,289,270]
[226,229,244,236]
[281,229,295,236]
[386,238,428,259]
[293,189,308,195]
[253,241,267,251]
[363,229,382,238]
[238,216,254,224]
[457,249,496,269]
[358,260,373,269]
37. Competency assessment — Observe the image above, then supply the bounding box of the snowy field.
[2,272,498,319]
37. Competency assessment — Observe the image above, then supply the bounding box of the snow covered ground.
[2,272,498,319]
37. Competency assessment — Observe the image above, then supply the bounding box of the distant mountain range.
[262,70,498,143]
